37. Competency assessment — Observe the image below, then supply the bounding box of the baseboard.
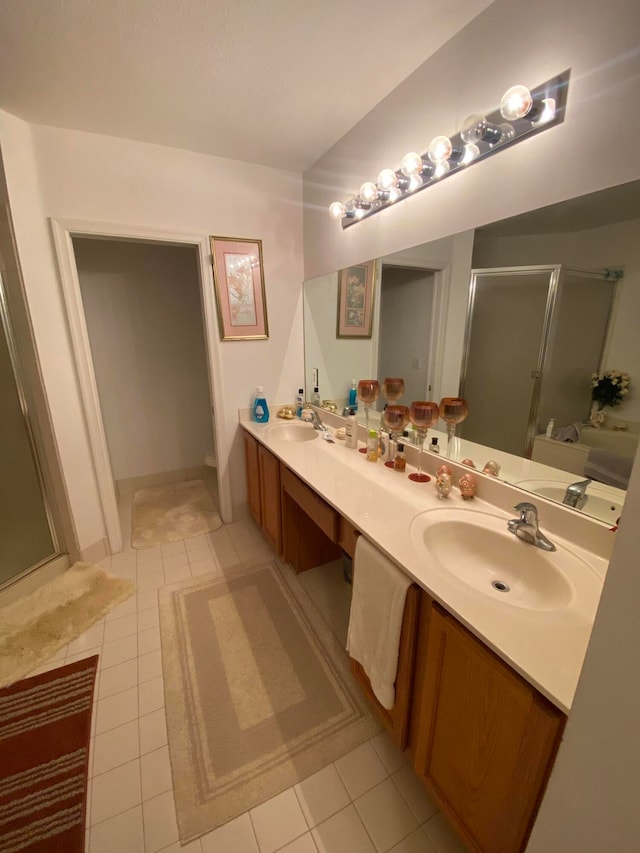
[0,553,70,607]
[80,537,110,564]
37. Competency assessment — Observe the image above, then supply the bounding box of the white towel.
[347,536,413,710]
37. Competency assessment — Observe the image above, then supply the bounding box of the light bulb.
[400,152,424,177]
[359,181,378,203]
[387,186,402,203]
[433,160,450,179]
[500,85,533,121]
[427,135,453,164]
[354,206,366,219]
[533,97,556,125]
[461,143,480,165]
[408,174,423,192]
[329,201,346,220]
[461,114,503,145]
[377,168,398,191]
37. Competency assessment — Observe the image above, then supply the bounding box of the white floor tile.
[162,541,187,556]
[137,561,164,578]
[163,552,189,570]
[92,720,140,776]
[422,814,468,853]
[389,828,438,853]
[104,612,138,642]
[90,759,141,825]
[143,790,179,852]
[158,840,202,853]
[279,834,319,853]
[392,766,438,824]
[334,742,388,800]
[89,805,145,853]
[311,804,376,853]
[354,777,418,852]
[189,557,217,577]
[137,573,165,591]
[139,675,165,715]
[139,625,161,655]
[100,634,138,669]
[370,733,411,775]
[95,685,138,734]
[201,813,259,853]
[141,745,173,801]
[249,788,308,853]
[138,590,159,611]
[67,621,105,654]
[139,707,168,754]
[105,595,137,621]
[98,659,139,700]
[138,649,163,683]
[138,607,160,631]
[294,764,350,828]
[165,564,192,584]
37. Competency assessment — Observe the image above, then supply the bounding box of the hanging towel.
[347,536,413,710]
[583,448,633,489]
[551,422,582,443]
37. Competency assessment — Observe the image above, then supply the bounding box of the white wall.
[473,218,640,421]
[303,0,640,280]
[75,238,213,481]
[303,271,373,403]
[0,112,304,549]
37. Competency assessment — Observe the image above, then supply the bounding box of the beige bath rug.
[0,562,134,688]
[159,559,381,843]
[131,479,222,549]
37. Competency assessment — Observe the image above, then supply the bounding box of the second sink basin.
[267,421,319,443]
[409,508,580,611]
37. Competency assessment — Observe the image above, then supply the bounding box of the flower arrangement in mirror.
[590,370,631,428]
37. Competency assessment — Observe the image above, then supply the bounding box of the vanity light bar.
[329,71,570,229]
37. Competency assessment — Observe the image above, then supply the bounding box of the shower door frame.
[51,218,231,555]
[459,264,614,459]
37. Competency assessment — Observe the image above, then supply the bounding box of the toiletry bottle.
[546,418,555,437]
[348,380,358,412]
[367,429,378,461]
[296,388,304,417]
[312,386,321,406]
[378,427,389,460]
[394,440,407,472]
[345,411,358,448]
[253,386,269,423]
[430,437,440,454]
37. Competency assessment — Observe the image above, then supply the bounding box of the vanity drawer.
[281,467,338,542]
[338,516,360,558]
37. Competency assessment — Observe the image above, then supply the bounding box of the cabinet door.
[414,604,565,853]
[244,431,261,525]
[258,444,282,554]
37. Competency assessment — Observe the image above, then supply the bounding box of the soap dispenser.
[253,387,269,423]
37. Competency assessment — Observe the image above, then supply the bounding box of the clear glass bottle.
[394,441,407,472]
[312,386,321,406]
[296,388,304,417]
[430,436,440,454]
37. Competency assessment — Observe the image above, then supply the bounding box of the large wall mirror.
[303,180,640,524]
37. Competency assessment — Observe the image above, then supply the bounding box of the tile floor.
[32,492,468,853]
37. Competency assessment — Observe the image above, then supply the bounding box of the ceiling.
[0,0,494,172]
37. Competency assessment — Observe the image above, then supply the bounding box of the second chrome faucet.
[507,502,556,552]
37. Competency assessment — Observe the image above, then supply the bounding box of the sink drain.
[492,580,511,593]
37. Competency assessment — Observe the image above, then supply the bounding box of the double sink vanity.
[242,411,612,853]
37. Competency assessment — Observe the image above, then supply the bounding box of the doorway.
[52,221,230,555]
[375,265,435,409]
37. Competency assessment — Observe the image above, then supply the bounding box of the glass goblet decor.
[382,404,410,468]
[439,397,469,458]
[408,401,440,482]
[357,379,380,453]
[382,377,405,403]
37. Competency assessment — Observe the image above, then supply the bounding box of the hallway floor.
[32,490,467,853]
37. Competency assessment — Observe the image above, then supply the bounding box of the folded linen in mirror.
[551,423,582,442]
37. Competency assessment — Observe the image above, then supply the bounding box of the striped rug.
[0,656,97,853]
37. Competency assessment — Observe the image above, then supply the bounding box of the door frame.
[50,218,231,554]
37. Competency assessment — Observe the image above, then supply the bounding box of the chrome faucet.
[309,410,327,432]
[507,502,556,552]
[563,478,591,509]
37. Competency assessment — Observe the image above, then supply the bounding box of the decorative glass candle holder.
[408,401,440,483]
[382,377,405,402]
[439,397,469,458]
[383,404,410,469]
[357,380,380,453]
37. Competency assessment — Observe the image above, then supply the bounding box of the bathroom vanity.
[241,415,611,853]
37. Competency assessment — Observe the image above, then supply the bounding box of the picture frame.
[210,236,269,340]
[337,259,376,338]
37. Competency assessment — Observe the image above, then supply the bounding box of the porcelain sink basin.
[515,479,623,525]
[267,421,319,442]
[409,508,582,611]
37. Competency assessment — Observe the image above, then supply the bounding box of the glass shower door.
[0,275,57,584]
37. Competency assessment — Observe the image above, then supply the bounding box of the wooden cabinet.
[243,431,282,554]
[281,467,341,573]
[244,431,262,525]
[350,584,421,751]
[413,602,566,853]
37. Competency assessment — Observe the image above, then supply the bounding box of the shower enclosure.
[0,269,61,588]
[459,265,617,458]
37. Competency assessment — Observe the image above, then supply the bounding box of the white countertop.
[241,417,610,714]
